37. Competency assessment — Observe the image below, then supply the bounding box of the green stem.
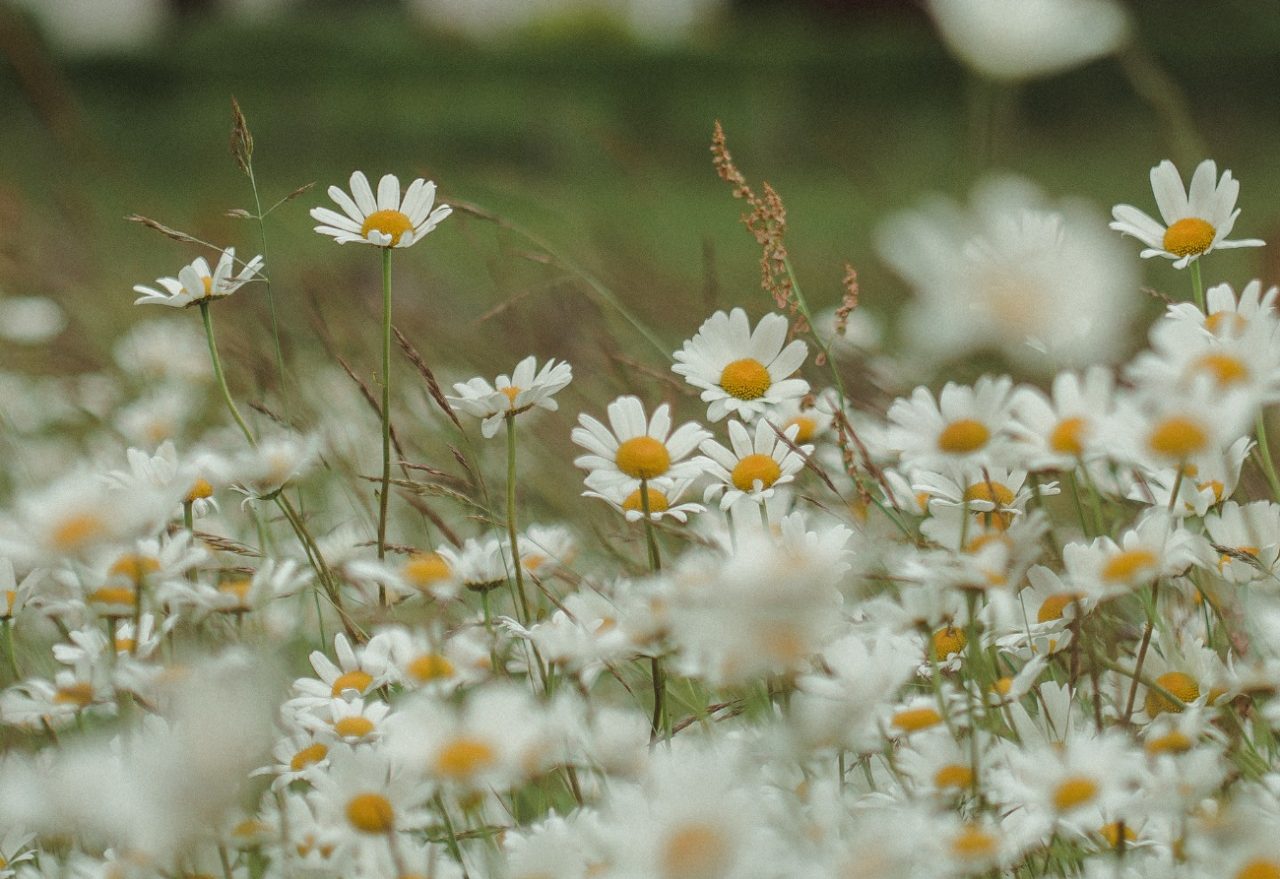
[1,618,19,682]
[640,481,667,742]
[1255,411,1280,501]
[504,413,532,625]
[200,302,255,445]
[640,480,662,573]
[1190,258,1206,312]
[377,247,393,574]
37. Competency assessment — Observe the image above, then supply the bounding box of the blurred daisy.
[672,308,810,422]
[571,396,708,492]
[448,356,573,439]
[1110,159,1264,269]
[311,171,451,248]
[700,419,811,511]
[133,248,264,308]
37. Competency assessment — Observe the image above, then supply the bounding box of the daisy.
[306,748,432,855]
[132,248,264,308]
[1166,279,1280,338]
[1008,367,1117,471]
[1061,512,1201,601]
[699,418,812,511]
[885,376,1018,471]
[311,171,451,248]
[1203,500,1280,584]
[582,474,705,523]
[1110,159,1264,268]
[570,395,708,492]
[436,535,511,593]
[448,356,573,439]
[672,308,810,422]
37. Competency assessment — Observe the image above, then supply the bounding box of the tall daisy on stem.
[448,356,573,625]
[311,171,452,584]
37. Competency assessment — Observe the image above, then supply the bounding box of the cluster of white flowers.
[4,91,1280,879]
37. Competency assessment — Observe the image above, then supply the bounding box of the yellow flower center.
[719,358,772,400]
[186,477,214,502]
[53,682,95,707]
[937,419,989,454]
[290,742,328,771]
[1145,731,1192,755]
[403,552,451,590]
[435,737,497,780]
[115,637,135,653]
[934,764,973,789]
[731,453,782,492]
[1147,416,1209,459]
[964,481,1016,530]
[345,792,395,834]
[1238,860,1280,879]
[333,716,376,739]
[615,436,671,480]
[892,707,942,733]
[330,669,373,697]
[500,386,521,408]
[361,209,413,246]
[407,653,455,683]
[661,823,729,879]
[1194,352,1249,387]
[622,488,670,513]
[109,554,160,581]
[88,586,137,608]
[1101,548,1157,583]
[218,578,252,603]
[1162,217,1216,257]
[1049,417,1087,456]
[1037,593,1081,624]
[201,276,214,297]
[785,415,817,443]
[1145,671,1199,717]
[1206,310,1248,336]
[1099,822,1136,848]
[52,513,106,551]
[992,677,1013,697]
[931,626,967,662]
[1052,776,1098,811]
[1,589,14,618]
[950,826,997,860]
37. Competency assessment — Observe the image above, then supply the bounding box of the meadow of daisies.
[5,5,1280,878]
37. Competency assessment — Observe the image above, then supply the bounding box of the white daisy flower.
[699,418,812,511]
[886,375,1017,471]
[436,535,511,593]
[448,355,573,439]
[672,308,810,422]
[311,171,451,248]
[1110,159,1264,269]
[1203,500,1280,584]
[571,395,708,492]
[582,474,705,523]
[132,248,264,308]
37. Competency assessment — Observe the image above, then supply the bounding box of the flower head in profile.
[311,171,451,248]
[448,356,573,438]
[1110,159,1264,269]
[673,308,809,422]
[133,248,263,308]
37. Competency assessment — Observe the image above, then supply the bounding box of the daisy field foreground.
[4,90,1280,879]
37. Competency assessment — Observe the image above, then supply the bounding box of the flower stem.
[1190,258,1206,312]
[640,480,667,743]
[1254,411,1280,501]
[377,247,393,576]
[640,480,662,572]
[504,413,532,625]
[200,301,255,446]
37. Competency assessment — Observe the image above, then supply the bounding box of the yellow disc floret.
[1162,217,1216,258]
[1052,776,1098,811]
[330,670,374,697]
[333,716,375,739]
[937,419,990,454]
[290,742,328,772]
[403,552,451,590]
[892,707,942,733]
[719,358,772,400]
[361,209,413,246]
[934,764,973,789]
[407,654,454,683]
[623,488,670,514]
[615,436,671,479]
[1194,353,1249,387]
[1148,416,1209,459]
[1145,671,1199,717]
[434,737,497,781]
[185,477,214,502]
[785,416,817,443]
[1101,549,1157,583]
[661,823,729,879]
[345,792,395,834]
[731,454,782,492]
[1037,593,1082,623]
[1049,417,1087,456]
[1238,861,1280,879]
[52,513,106,552]
[931,626,967,662]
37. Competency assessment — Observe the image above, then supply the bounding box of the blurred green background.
[2,0,1279,391]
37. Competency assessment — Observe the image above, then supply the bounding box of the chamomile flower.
[582,474,705,523]
[132,248,264,308]
[307,748,432,855]
[700,418,811,511]
[1110,159,1264,268]
[1009,367,1117,470]
[886,376,1017,471]
[436,535,511,593]
[1203,501,1280,584]
[672,308,810,422]
[571,395,709,492]
[448,356,573,439]
[311,171,451,248]
[1167,279,1280,338]
[1061,512,1201,601]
